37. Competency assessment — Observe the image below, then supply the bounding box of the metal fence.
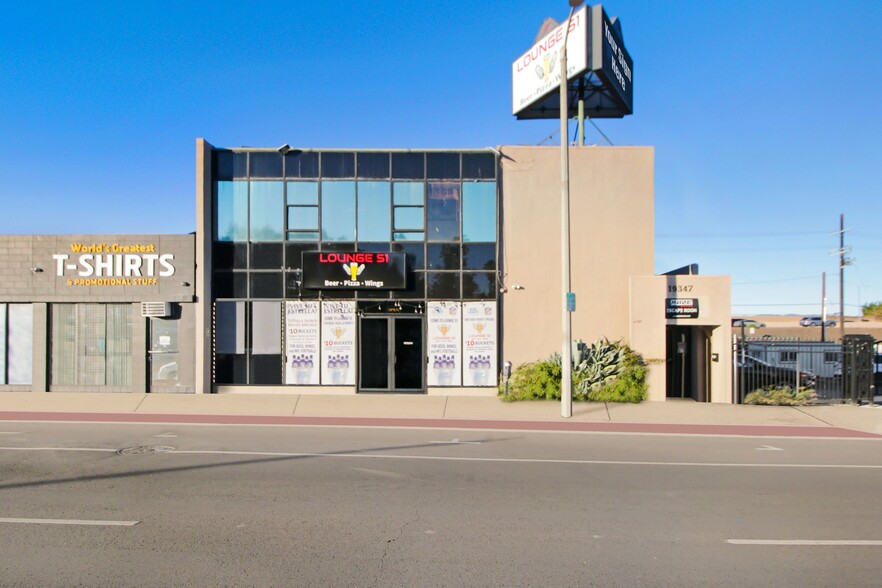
[733,335,879,404]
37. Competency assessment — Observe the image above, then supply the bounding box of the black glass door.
[359,318,389,389]
[394,317,423,391]
[359,316,424,392]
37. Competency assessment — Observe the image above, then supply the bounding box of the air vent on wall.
[141,302,172,318]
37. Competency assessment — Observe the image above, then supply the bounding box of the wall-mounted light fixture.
[278,144,292,155]
[512,284,526,290]
[31,266,43,273]
[181,281,191,287]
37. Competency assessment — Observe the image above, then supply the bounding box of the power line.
[732,275,818,285]
[656,230,829,239]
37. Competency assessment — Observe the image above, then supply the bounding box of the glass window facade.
[210,149,498,386]
[0,304,33,385]
[50,304,131,387]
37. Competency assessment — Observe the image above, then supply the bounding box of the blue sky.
[1,1,880,316]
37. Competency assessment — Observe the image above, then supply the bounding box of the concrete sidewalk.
[0,392,880,437]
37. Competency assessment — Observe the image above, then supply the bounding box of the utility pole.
[840,214,844,340]
[821,272,827,342]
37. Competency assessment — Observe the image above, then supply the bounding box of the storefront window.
[462,182,496,242]
[321,181,356,241]
[357,181,391,241]
[215,181,248,242]
[0,304,33,385]
[50,304,131,387]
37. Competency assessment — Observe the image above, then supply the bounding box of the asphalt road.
[0,422,880,587]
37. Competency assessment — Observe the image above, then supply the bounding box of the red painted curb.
[0,411,880,438]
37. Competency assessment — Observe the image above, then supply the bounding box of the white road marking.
[430,438,482,445]
[1,446,881,469]
[0,446,118,453]
[756,445,783,451]
[155,433,178,438]
[728,540,882,546]
[0,517,139,527]
[0,431,24,435]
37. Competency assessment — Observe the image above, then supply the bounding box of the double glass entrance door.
[359,316,424,392]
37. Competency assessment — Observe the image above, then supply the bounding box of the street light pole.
[560,0,582,418]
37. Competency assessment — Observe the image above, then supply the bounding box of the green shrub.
[499,339,647,403]
[500,360,562,401]
[743,385,817,406]
[586,353,647,403]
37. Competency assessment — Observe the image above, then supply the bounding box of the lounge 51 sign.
[302,252,406,289]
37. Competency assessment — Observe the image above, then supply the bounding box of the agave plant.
[573,338,628,395]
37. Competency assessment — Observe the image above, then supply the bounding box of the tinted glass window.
[427,272,460,298]
[250,153,283,178]
[285,151,318,178]
[250,243,283,269]
[215,301,246,353]
[249,181,284,241]
[391,152,425,179]
[321,181,356,241]
[357,152,390,179]
[321,152,354,178]
[215,181,248,242]
[215,355,247,384]
[393,232,424,241]
[320,241,356,252]
[214,151,234,181]
[357,181,391,241]
[427,153,459,179]
[213,272,248,298]
[284,243,318,270]
[358,242,391,253]
[287,207,318,231]
[251,302,281,354]
[462,181,496,242]
[462,243,496,270]
[402,272,425,299]
[393,242,424,270]
[393,182,424,205]
[250,272,283,299]
[462,153,496,179]
[394,207,424,231]
[427,243,460,270]
[287,181,318,205]
[213,242,235,268]
[462,272,495,299]
[427,182,460,241]
[251,355,282,384]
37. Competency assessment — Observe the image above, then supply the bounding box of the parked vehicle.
[799,316,836,327]
[732,318,765,328]
[738,355,817,389]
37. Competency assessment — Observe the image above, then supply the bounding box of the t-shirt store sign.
[302,252,406,290]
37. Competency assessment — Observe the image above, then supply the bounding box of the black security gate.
[733,336,877,405]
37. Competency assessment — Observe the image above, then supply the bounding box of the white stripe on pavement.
[2,445,882,469]
[0,518,139,527]
[728,540,882,546]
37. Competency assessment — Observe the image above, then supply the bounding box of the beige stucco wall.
[498,145,654,366]
[631,275,733,402]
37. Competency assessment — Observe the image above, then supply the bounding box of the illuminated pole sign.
[594,5,633,115]
[512,4,633,119]
[301,252,406,290]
